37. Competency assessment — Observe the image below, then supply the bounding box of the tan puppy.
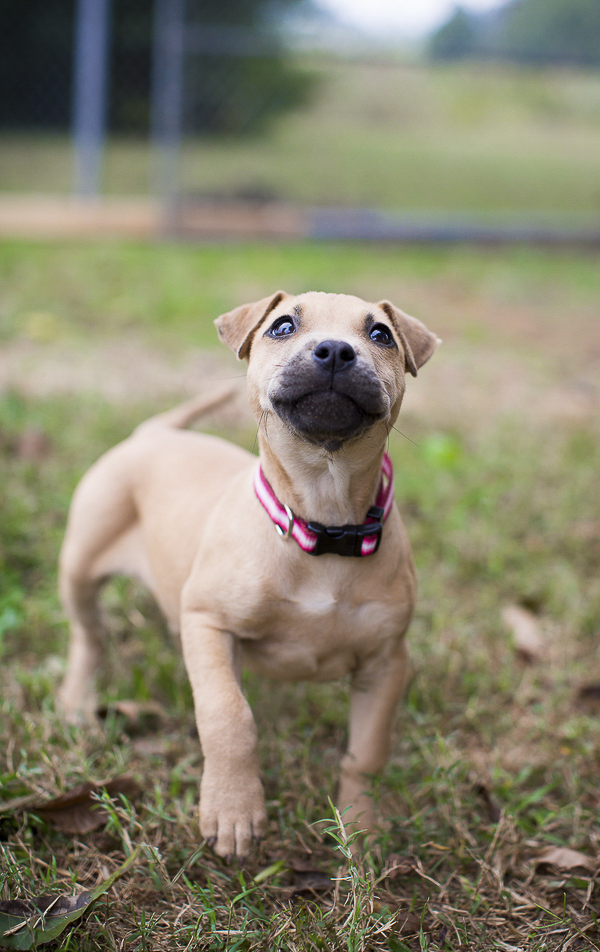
[58,291,438,859]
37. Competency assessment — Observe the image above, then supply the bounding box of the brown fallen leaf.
[34,777,140,834]
[0,891,90,920]
[397,910,427,936]
[502,604,545,663]
[535,846,597,875]
[97,699,169,732]
[0,848,140,949]
[379,853,418,881]
[578,683,600,706]
[284,854,322,874]
[271,853,334,898]
[474,783,502,823]
[289,870,334,898]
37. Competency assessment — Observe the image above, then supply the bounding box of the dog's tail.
[133,385,238,435]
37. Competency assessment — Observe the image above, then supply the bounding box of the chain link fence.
[0,0,315,200]
[1,1,599,244]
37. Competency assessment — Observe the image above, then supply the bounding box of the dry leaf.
[474,783,502,823]
[578,683,600,705]
[0,848,139,949]
[397,910,426,936]
[289,869,334,897]
[97,699,168,730]
[379,853,418,880]
[535,846,597,874]
[285,854,322,874]
[502,604,544,663]
[272,853,334,898]
[34,777,140,834]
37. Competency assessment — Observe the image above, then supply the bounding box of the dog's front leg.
[180,610,267,858]
[338,640,409,838]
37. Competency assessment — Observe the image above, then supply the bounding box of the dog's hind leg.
[57,444,143,718]
[58,572,109,718]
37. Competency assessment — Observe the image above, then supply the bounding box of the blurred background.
[1,0,600,240]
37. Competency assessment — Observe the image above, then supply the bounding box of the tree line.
[430,0,600,68]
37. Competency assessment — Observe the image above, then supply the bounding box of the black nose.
[313,339,356,374]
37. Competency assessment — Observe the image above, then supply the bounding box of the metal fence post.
[151,0,186,226]
[72,0,112,197]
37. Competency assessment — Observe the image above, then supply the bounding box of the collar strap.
[254,452,394,557]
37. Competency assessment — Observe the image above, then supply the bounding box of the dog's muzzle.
[269,339,388,447]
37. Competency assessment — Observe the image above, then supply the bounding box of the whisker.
[389,423,419,447]
[252,410,264,454]
[261,410,273,451]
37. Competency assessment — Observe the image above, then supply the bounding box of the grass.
[2,238,600,349]
[1,60,600,216]
[1,238,600,950]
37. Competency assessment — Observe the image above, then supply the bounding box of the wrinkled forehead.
[270,292,384,337]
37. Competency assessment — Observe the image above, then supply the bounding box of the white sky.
[314,0,506,37]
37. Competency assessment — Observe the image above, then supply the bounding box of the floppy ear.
[214,291,290,360]
[377,301,441,377]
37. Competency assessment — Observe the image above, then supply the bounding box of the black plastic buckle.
[306,506,384,557]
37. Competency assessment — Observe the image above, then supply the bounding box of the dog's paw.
[200,769,267,858]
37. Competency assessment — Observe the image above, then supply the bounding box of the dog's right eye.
[268,316,296,338]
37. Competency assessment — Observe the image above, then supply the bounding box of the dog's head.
[215,291,439,452]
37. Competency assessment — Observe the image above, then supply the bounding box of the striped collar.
[253,452,394,557]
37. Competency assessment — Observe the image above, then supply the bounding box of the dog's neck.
[256,429,386,526]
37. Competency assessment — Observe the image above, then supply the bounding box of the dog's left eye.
[268,316,296,338]
[370,323,393,346]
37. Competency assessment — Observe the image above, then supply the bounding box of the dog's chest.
[236,574,405,682]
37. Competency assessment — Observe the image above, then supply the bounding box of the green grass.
[1,239,600,950]
[2,238,600,349]
[2,60,600,215]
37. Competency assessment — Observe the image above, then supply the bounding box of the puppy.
[58,291,439,858]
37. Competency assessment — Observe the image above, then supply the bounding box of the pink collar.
[254,452,394,557]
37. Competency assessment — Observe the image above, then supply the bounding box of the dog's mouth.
[271,387,386,450]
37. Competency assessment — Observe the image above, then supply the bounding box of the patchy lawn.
[1,240,599,950]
